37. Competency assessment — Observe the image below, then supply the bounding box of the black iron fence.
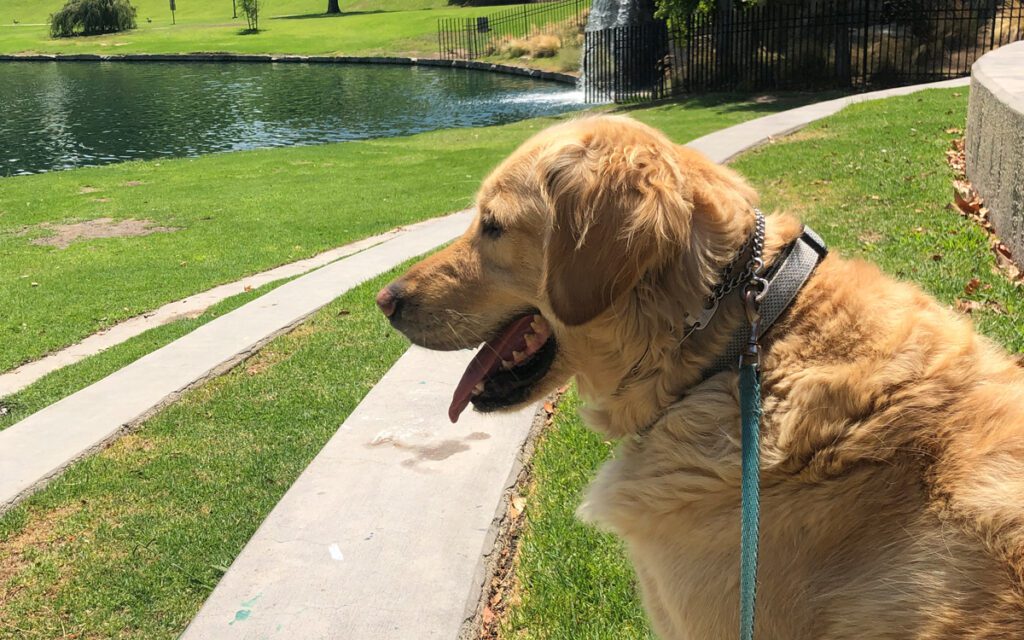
[584,0,1024,103]
[438,0,590,60]
[583,21,669,102]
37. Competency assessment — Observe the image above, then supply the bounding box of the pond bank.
[0,52,578,85]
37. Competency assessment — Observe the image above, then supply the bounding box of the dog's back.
[582,253,1024,639]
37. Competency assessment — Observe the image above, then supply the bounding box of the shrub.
[240,0,261,32]
[50,0,137,38]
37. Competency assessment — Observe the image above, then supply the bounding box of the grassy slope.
[0,0,521,57]
[502,87,1024,639]
[1,93,813,375]
[0,94,812,640]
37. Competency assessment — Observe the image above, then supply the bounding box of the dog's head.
[376,115,758,423]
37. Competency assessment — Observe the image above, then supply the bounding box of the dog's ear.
[540,135,691,326]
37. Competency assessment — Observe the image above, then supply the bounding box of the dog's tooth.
[524,333,543,352]
[512,350,527,364]
[501,359,514,369]
[473,382,485,395]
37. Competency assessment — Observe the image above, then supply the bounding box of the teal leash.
[682,211,826,640]
[739,281,765,640]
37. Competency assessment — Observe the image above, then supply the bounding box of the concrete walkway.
[182,77,972,639]
[0,227,405,398]
[688,76,969,163]
[0,210,471,513]
[182,347,539,640]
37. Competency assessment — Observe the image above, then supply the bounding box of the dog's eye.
[481,218,504,239]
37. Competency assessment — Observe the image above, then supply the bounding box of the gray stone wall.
[966,41,1024,267]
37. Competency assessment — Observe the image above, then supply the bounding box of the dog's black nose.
[375,284,403,319]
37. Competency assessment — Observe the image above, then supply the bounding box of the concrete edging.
[0,52,579,85]
[966,41,1024,267]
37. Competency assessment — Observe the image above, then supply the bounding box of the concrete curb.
[183,77,976,639]
[0,210,472,515]
[965,41,1024,267]
[0,52,579,85]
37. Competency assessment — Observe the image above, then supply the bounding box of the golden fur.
[382,115,1024,638]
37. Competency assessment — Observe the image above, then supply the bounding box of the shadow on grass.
[272,10,386,20]
[237,28,261,35]
[613,89,853,115]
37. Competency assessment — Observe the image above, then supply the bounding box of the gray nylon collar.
[703,225,828,377]
[631,222,827,442]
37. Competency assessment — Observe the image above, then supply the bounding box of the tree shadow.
[272,10,386,20]
[613,89,854,115]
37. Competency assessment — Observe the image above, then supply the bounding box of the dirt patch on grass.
[0,503,81,606]
[78,186,100,194]
[104,434,157,462]
[245,347,288,376]
[774,127,832,144]
[29,218,179,249]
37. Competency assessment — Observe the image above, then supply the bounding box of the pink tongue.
[449,314,535,423]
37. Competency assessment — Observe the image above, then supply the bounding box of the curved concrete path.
[181,77,970,639]
[0,227,406,398]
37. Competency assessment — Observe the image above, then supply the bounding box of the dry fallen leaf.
[956,299,983,314]
[953,180,982,214]
[964,277,981,295]
[512,495,526,512]
[931,254,943,262]
[244,284,253,292]
[543,401,554,415]
[945,127,963,135]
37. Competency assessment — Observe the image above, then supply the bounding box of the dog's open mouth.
[449,313,556,422]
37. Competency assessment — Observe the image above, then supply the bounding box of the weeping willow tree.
[50,0,137,37]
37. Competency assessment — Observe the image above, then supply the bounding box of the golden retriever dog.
[375,115,1024,638]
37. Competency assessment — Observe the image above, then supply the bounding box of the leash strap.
[739,361,762,640]
[734,226,826,640]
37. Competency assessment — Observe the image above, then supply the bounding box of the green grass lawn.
[1,93,813,377]
[0,0,528,57]
[499,87,1024,639]
[0,93,819,639]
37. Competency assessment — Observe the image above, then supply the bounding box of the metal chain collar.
[683,209,767,339]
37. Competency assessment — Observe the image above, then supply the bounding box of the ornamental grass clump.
[50,0,137,38]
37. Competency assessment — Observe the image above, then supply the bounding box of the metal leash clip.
[740,260,769,370]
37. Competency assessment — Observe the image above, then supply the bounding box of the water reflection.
[0,61,586,176]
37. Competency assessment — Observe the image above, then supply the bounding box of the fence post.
[991,0,999,50]
[861,0,871,86]
[835,0,852,86]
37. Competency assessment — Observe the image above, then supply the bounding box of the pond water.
[0,61,586,176]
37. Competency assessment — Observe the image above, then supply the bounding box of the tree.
[327,0,340,14]
[50,0,137,37]
[240,0,259,31]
